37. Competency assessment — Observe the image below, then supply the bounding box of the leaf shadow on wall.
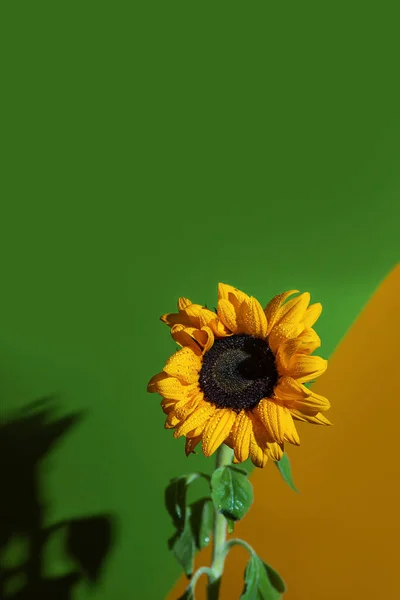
[0,398,115,600]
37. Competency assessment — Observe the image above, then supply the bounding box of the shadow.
[0,398,115,599]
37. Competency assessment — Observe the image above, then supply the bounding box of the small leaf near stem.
[225,539,287,599]
[211,465,253,522]
[166,473,211,577]
[168,507,196,577]
[165,477,187,530]
[241,555,286,600]
[165,473,211,531]
[275,453,298,493]
[190,498,214,550]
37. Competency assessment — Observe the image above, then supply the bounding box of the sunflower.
[147,284,330,468]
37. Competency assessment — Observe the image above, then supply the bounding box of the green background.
[1,2,399,599]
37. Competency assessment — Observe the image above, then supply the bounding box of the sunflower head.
[148,284,330,468]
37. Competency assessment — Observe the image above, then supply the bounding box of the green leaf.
[275,453,298,493]
[168,507,196,577]
[240,554,260,600]
[189,498,213,550]
[228,465,249,476]
[240,554,286,599]
[165,476,189,530]
[211,465,253,521]
[165,473,210,530]
[262,562,286,595]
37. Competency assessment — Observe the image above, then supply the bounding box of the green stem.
[225,538,255,557]
[207,443,233,600]
[186,566,214,596]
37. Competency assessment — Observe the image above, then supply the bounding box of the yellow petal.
[238,296,268,338]
[266,441,284,461]
[296,327,321,354]
[163,347,201,384]
[185,435,202,456]
[283,408,300,445]
[178,297,192,310]
[290,409,332,425]
[148,372,193,400]
[217,298,238,332]
[173,403,215,438]
[161,303,215,330]
[265,290,299,333]
[171,324,215,352]
[303,302,322,328]
[291,390,331,413]
[202,408,236,457]
[268,321,305,354]
[161,311,193,327]
[207,316,230,338]
[232,411,253,463]
[256,399,285,443]
[147,371,166,393]
[184,304,213,328]
[274,376,330,411]
[249,441,269,468]
[275,292,310,328]
[274,376,310,401]
[187,424,207,438]
[171,324,202,352]
[161,397,177,414]
[158,379,195,401]
[275,340,303,374]
[165,412,181,429]
[177,302,229,338]
[217,283,249,334]
[288,354,328,383]
[218,283,248,304]
[194,326,215,352]
[249,416,270,468]
[174,392,204,420]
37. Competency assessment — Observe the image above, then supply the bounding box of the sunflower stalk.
[207,443,234,599]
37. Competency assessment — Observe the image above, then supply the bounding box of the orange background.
[168,265,400,599]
